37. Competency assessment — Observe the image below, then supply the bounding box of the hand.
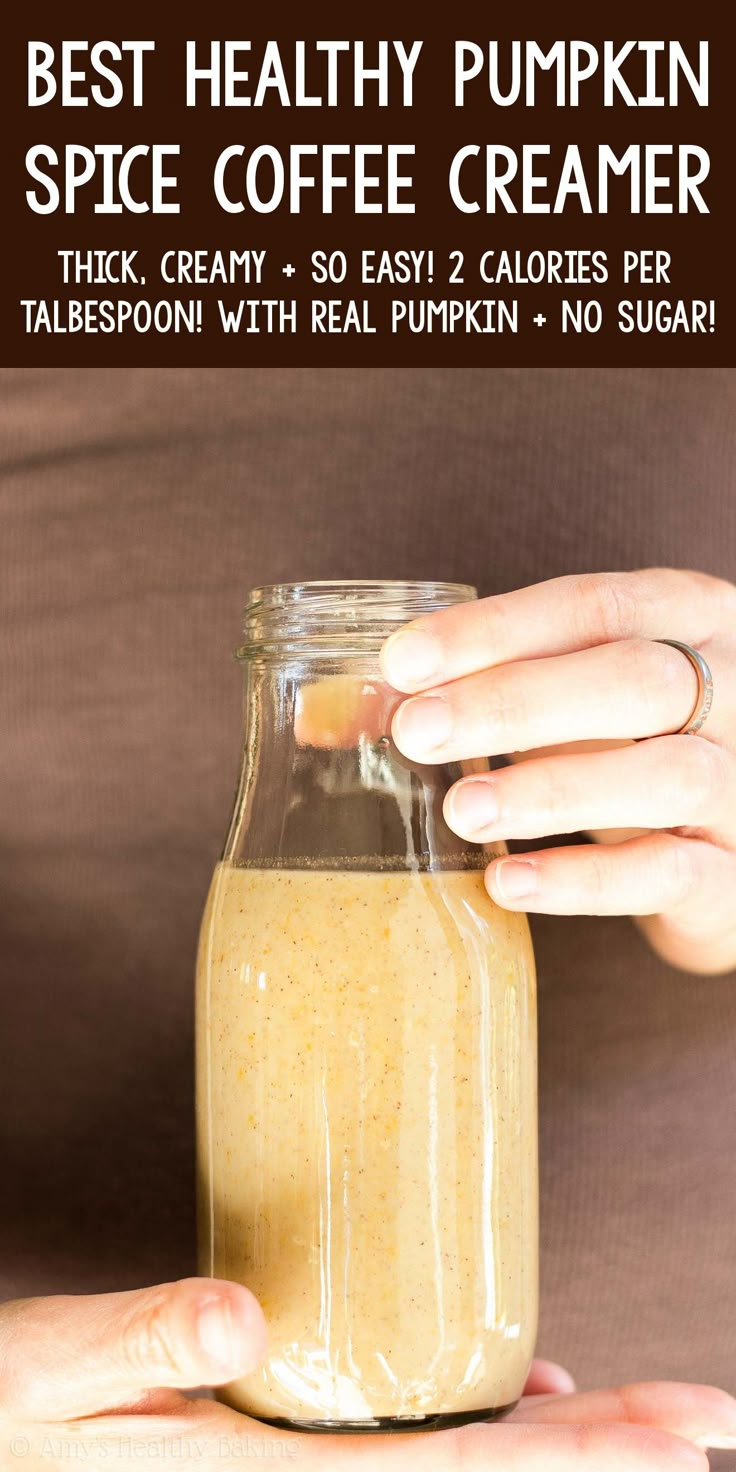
[1,1278,734,1469]
[380,568,736,974]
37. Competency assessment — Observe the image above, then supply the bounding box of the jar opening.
[237,580,477,658]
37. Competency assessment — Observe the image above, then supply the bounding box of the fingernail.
[393,695,452,754]
[676,1447,715,1470]
[198,1296,237,1371]
[381,628,442,689]
[699,1434,736,1448]
[491,859,538,901]
[448,779,500,836]
[551,1367,577,1394]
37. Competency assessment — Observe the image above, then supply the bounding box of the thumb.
[0,1277,267,1421]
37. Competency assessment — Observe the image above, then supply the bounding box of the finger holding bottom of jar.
[523,1359,576,1395]
[0,1279,267,1422]
[510,1380,736,1449]
[444,738,736,846]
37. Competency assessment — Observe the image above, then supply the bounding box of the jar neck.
[223,580,497,872]
[222,659,499,872]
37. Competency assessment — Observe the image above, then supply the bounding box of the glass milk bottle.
[196,581,538,1432]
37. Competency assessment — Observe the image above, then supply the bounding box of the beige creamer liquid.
[196,863,538,1426]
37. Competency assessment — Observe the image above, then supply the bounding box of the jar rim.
[246,578,477,599]
[237,579,477,659]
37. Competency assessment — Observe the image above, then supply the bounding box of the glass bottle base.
[250,1403,518,1434]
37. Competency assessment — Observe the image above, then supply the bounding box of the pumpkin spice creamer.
[196,583,538,1432]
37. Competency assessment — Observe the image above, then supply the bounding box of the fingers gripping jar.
[196,582,538,1433]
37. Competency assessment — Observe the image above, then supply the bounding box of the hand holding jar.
[0,1279,733,1469]
[189,577,736,1458]
[382,568,736,975]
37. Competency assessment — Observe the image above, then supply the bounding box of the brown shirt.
[0,367,734,1400]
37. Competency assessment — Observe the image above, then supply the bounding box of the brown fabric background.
[0,369,734,1416]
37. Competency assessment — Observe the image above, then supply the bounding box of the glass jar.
[196,581,538,1433]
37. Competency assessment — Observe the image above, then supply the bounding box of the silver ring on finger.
[656,639,714,736]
